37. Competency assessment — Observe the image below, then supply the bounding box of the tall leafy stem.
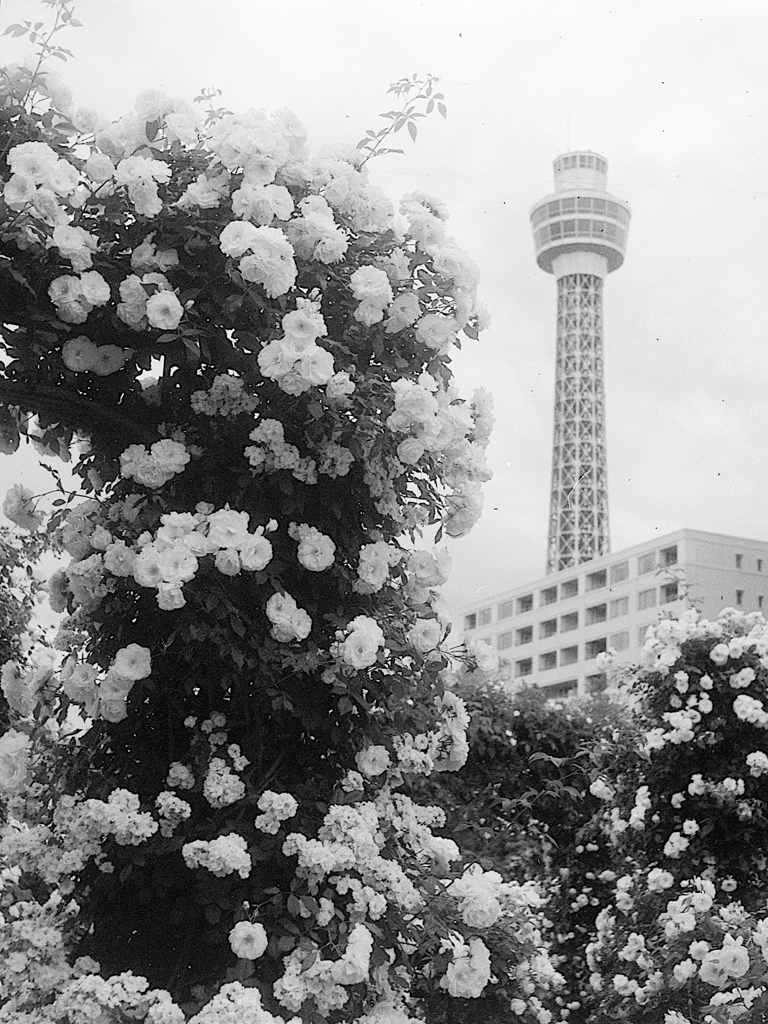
[356,72,446,166]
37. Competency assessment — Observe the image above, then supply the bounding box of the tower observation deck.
[531,151,630,574]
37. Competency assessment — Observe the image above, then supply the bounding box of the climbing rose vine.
[0,26,566,1024]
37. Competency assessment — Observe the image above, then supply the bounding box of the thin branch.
[0,380,157,443]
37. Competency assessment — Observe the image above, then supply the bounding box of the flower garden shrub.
[413,675,637,1021]
[591,610,768,904]
[0,16,567,1022]
[415,679,625,860]
[574,609,768,1020]
[502,689,643,1023]
[584,870,768,1022]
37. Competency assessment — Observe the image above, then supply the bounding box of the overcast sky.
[2,0,767,620]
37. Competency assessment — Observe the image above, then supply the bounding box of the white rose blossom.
[265,591,312,642]
[0,730,31,793]
[112,644,152,681]
[289,522,336,571]
[3,484,44,531]
[355,745,391,778]
[229,921,268,960]
[338,616,385,670]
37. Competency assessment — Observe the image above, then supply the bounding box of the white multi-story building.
[459,528,768,698]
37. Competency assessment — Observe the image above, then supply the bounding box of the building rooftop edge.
[458,527,768,612]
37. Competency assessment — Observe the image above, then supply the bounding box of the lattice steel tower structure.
[531,151,630,574]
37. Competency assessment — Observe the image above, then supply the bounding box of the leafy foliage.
[355,74,446,164]
[0,8,567,1024]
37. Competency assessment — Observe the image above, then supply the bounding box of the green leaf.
[287,894,302,916]
[300,949,318,973]
[407,121,417,143]
[183,338,200,362]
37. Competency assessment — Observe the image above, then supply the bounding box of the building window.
[515,658,532,678]
[560,645,578,666]
[585,569,607,592]
[546,679,578,699]
[464,613,477,630]
[478,607,492,627]
[660,581,679,604]
[540,586,558,606]
[540,618,558,639]
[561,579,578,599]
[660,545,678,567]
[586,672,607,694]
[609,596,629,618]
[515,625,533,646]
[609,630,630,651]
[736,589,744,607]
[759,595,764,611]
[498,599,515,620]
[638,552,656,575]
[585,637,607,660]
[638,588,656,611]
[758,559,764,573]
[735,554,743,569]
[638,625,651,647]
[609,561,629,584]
[539,651,557,671]
[497,631,513,651]
[517,594,533,614]
[561,611,578,632]
[585,603,607,625]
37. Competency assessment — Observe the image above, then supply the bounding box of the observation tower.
[531,151,630,574]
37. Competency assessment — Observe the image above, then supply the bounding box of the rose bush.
[414,674,636,1023]
[0,8,566,1023]
[417,610,768,1023]
[576,608,768,1021]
